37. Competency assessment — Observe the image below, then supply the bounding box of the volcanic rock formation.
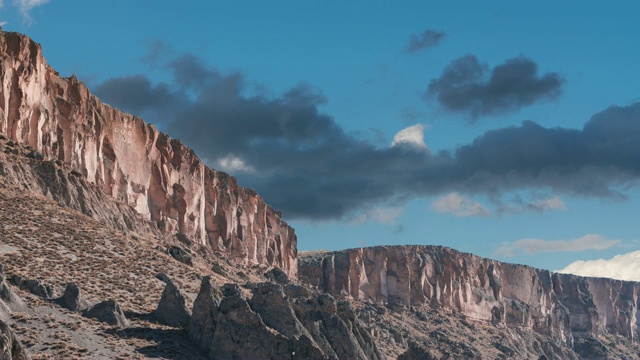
[0,29,297,277]
[187,277,382,360]
[299,246,640,351]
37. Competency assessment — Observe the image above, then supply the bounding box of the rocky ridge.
[0,29,296,277]
[299,246,640,358]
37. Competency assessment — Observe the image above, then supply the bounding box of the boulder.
[10,276,57,299]
[84,299,129,327]
[168,246,192,266]
[155,274,191,327]
[398,341,436,360]
[54,283,90,312]
[264,267,289,284]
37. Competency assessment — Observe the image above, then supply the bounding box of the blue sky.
[3,1,640,275]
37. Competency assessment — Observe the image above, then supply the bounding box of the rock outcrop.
[299,246,640,350]
[0,319,31,360]
[84,299,129,327]
[155,273,191,327]
[0,30,297,277]
[0,265,25,321]
[10,276,57,300]
[187,276,382,360]
[54,283,90,312]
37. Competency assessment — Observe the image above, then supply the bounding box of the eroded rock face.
[0,30,297,277]
[187,276,383,360]
[299,246,640,348]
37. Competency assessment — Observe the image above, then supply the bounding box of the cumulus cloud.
[496,234,620,257]
[556,250,640,281]
[351,206,403,225]
[406,29,445,53]
[91,48,640,220]
[214,155,255,174]
[431,192,490,217]
[390,123,429,150]
[426,55,564,119]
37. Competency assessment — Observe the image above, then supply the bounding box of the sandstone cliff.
[0,30,296,276]
[299,246,640,350]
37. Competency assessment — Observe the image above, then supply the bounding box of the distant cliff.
[299,246,640,349]
[0,30,297,276]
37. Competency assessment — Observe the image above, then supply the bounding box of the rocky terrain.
[2,28,640,359]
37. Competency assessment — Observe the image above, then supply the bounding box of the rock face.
[187,276,382,360]
[0,30,297,277]
[299,246,640,349]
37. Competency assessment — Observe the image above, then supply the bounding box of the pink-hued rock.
[0,30,296,277]
[299,245,640,347]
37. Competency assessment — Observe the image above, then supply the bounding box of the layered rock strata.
[299,245,640,349]
[0,30,296,276]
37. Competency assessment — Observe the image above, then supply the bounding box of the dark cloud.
[91,51,640,220]
[406,30,445,53]
[93,75,183,117]
[141,39,170,67]
[426,55,564,119]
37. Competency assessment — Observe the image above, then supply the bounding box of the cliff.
[299,246,640,349]
[0,30,297,276]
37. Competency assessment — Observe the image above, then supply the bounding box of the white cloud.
[215,155,255,174]
[0,21,7,27]
[530,196,566,211]
[556,250,640,281]
[430,192,490,217]
[496,234,620,257]
[391,123,429,150]
[351,206,403,225]
[11,0,48,24]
